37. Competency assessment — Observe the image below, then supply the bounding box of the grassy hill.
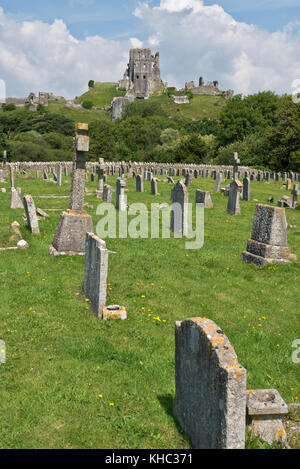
[75,82,126,108]
[71,82,226,121]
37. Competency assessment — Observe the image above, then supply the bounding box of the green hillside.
[72,82,226,120]
[75,82,126,108]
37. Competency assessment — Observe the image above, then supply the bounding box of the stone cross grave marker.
[232,152,240,180]
[50,123,93,255]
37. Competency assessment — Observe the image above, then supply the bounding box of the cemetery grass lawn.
[0,174,299,449]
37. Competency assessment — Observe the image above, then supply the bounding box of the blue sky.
[0,0,300,98]
[2,0,300,39]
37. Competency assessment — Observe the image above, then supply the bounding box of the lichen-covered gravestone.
[84,233,115,319]
[174,318,247,449]
[246,389,288,447]
[23,195,40,235]
[242,204,297,265]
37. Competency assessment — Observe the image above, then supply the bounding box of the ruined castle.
[112,49,234,120]
[185,77,234,99]
[118,48,165,99]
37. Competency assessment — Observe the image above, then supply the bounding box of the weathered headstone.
[242,177,250,201]
[84,233,116,319]
[102,184,113,203]
[242,204,297,265]
[23,195,40,235]
[213,172,223,193]
[10,188,23,209]
[227,180,241,215]
[174,318,247,449]
[195,189,213,208]
[151,178,159,196]
[136,174,144,193]
[116,177,127,211]
[57,164,62,187]
[185,173,192,187]
[171,180,188,236]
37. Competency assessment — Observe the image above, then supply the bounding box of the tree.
[88,80,95,89]
[267,95,300,171]
[217,92,280,147]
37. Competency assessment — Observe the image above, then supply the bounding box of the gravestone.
[23,195,40,235]
[57,164,62,187]
[227,180,241,215]
[213,172,223,193]
[10,188,23,209]
[103,184,113,203]
[84,233,116,319]
[9,166,14,188]
[171,180,188,236]
[185,173,192,187]
[50,123,93,255]
[195,190,213,208]
[97,165,105,197]
[291,184,299,208]
[174,318,247,449]
[242,177,250,201]
[151,178,159,196]
[2,150,7,169]
[116,177,127,211]
[242,204,297,265]
[136,174,144,193]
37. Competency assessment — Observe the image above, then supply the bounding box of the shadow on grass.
[157,394,192,445]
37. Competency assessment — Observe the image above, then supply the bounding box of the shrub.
[82,100,93,110]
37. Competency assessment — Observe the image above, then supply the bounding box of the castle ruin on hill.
[118,48,166,99]
[185,77,234,99]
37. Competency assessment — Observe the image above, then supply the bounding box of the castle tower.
[124,48,164,99]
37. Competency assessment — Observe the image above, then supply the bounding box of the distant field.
[0,173,299,449]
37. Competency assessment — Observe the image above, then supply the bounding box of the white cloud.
[130,37,144,48]
[0,7,129,99]
[134,0,300,95]
[0,2,300,98]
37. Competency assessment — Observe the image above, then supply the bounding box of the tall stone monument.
[50,123,93,255]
